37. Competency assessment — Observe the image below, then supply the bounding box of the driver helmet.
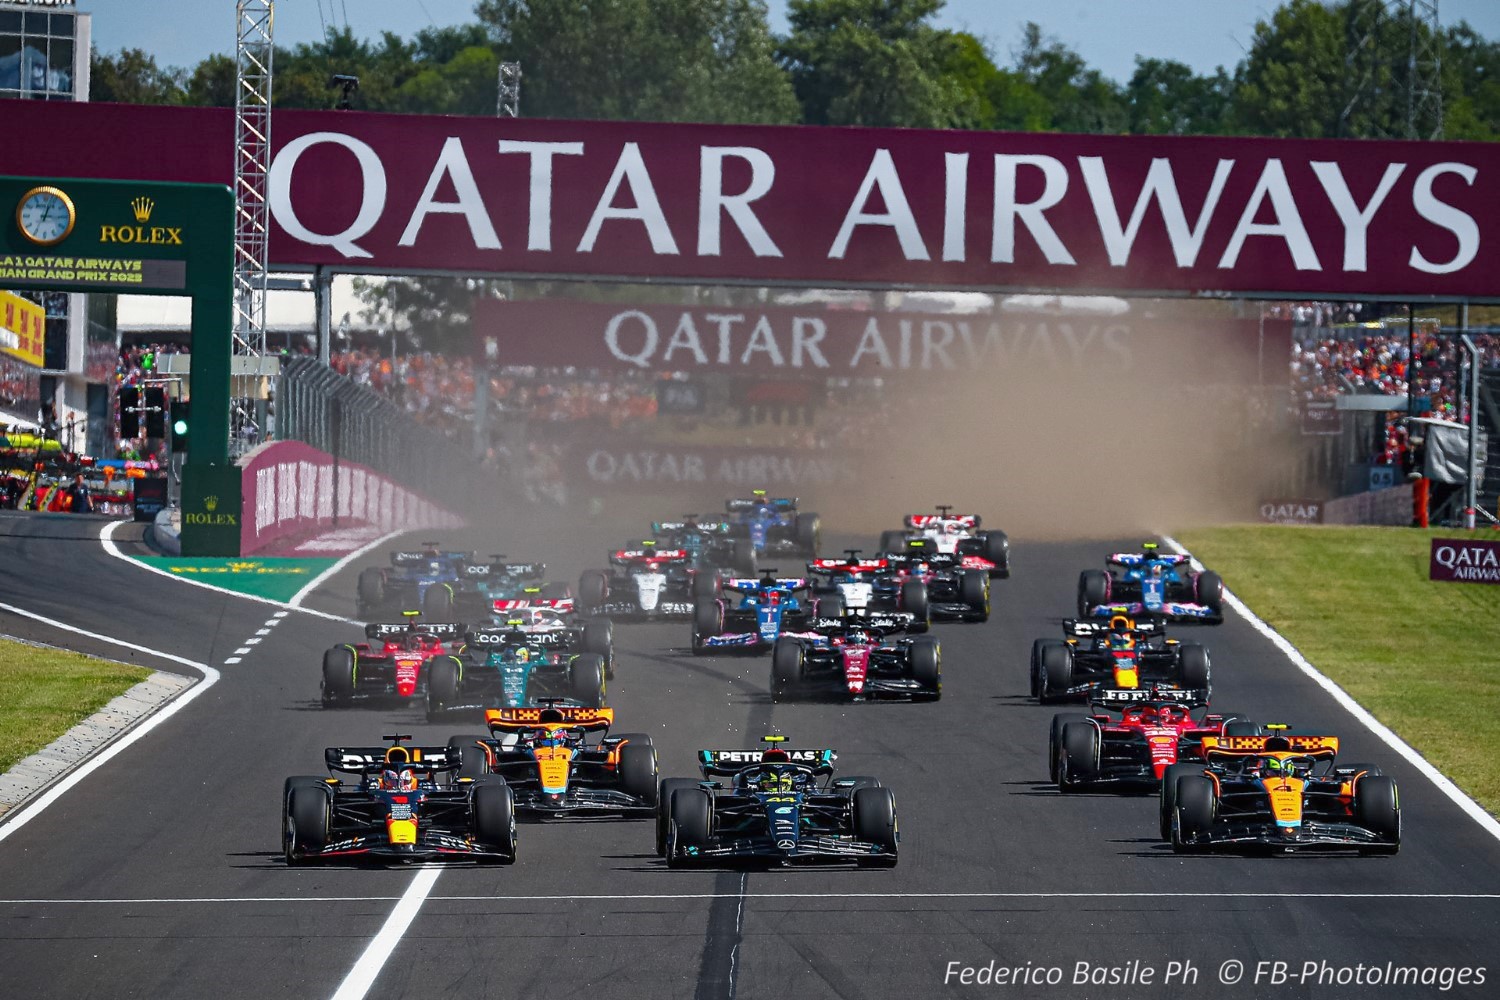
[944,521,962,535]
[537,728,576,749]
[428,560,445,575]
[512,647,532,664]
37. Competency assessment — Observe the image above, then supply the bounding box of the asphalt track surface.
[0,507,1498,1000]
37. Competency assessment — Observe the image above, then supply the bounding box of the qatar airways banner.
[1429,537,1500,584]
[474,299,1281,378]
[3,100,1496,297]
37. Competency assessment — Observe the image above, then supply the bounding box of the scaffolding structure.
[497,61,522,117]
[232,0,275,448]
[1340,0,1443,140]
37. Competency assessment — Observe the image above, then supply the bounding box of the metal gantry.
[232,0,275,448]
[1340,0,1443,140]
[497,61,522,117]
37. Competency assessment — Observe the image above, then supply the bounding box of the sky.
[82,0,1500,85]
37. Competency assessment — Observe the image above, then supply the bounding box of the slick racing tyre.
[541,580,573,601]
[692,597,723,656]
[900,579,930,631]
[285,784,330,864]
[1030,639,1063,698]
[583,620,615,679]
[1038,642,1074,704]
[668,788,713,867]
[422,583,455,622]
[1077,569,1110,617]
[1177,644,1211,694]
[853,787,899,868]
[447,734,491,782]
[795,512,821,557]
[959,570,989,621]
[1171,775,1216,854]
[1057,722,1099,792]
[321,647,355,707]
[426,656,461,721]
[1354,775,1401,854]
[878,530,906,555]
[568,653,607,707]
[692,570,722,599]
[1048,713,1088,783]
[818,591,845,620]
[1159,762,1204,840]
[657,779,700,856]
[732,539,757,576]
[356,567,385,609]
[978,530,1009,577]
[908,636,941,700]
[1194,570,1224,613]
[771,637,805,702]
[577,569,609,610]
[618,742,659,805]
[473,779,517,864]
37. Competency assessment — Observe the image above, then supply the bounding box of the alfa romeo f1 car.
[446,703,657,816]
[725,491,820,558]
[1030,612,1210,704]
[1164,729,1399,855]
[1048,689,1252,792]
[282,734,516,864]
[690,570,832,654]
[878,506,1010,577]
[425,623,609,719]
[659,735,898,868]
[770,615,940,702]
[1077,542,1223,623]
[577,542,704,621]
[321,615,464,707]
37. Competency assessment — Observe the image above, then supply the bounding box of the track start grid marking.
[3,891,1498,904]
[223,611,290,665]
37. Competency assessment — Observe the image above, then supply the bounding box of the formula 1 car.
[356,543,476,620]
[1048,689,1253,792]
[445,704,657,816]
[425,623,609,720]
[725,490,820,558]
[463,557,572,606]
[1164,729,1399,855]
[690,570,832,654]
[878,541,990,622]
[577,542,702,621]
[770,615,940,702]
[321,615,465,707]
[1077,542,1223,623]
[652,517,757,577]
[282,734,516,864]
[806,551,933,626]
[659,735,898,867]
[878,506,1010,577]
[1030,612,1210,704]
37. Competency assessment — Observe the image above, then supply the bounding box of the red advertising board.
[473,299,1280,378]
[1429,537,1500,584]
[3,99,1498,299]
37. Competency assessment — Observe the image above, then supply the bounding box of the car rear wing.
[809,557,887,573]
[365,621,465,641]
[724,576,808,592]
[1106,552,1190,568]
[390,550,470,567]
[883,549,959,569]
[465,627,576,649]
[726,496,797,513]
[653,520,731,534]
[806,613,911,634]
[696,747,836,777]
[1201,734,1339,756]
[904,512,979,529]
[610,547,689,564]
[491,597,575,614]
[1092,688,1204,709]
[324,746,457,774]
[1063,616,1167,638]
[485,705,615,731]
[462,561,545,580]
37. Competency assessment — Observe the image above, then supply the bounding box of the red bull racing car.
[1030,612,1210,704]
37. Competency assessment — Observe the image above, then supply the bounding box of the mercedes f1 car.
[725,491,820,558]
[1030,612,1210,704]
[1048,689,1251,792]
[1164,729,1399,855]
[770,615,940,702]
[690,570,832,654]
[877,506,1009,577]
[1077,542,1223,623]
[282,734,516,864]
[652,517,757,576]
[321,615,464,707]
[445,704,657,816]
[425,623,609,719]
[577,542,704,621]
[659,735,898,868]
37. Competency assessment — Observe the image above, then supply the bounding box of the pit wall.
[239,440,463,556]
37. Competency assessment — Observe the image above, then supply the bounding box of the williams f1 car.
[1077,542,1223,623]
[1165,729,1399,855]
[282,734,516,864]
[659,735,898,868]
[770,615,940,702]
[725,490,820,558]
[878,506,1009,577]
[1030,612,1210,704]
[446,704,657,816]
[321,615,464,707]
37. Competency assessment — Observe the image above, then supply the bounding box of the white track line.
[1163,535,1500,844]
[327,867,440,1000]
[99,520,357,624]
[0,891,1496,904]
[0,603,218,844]
[289,529,403,608]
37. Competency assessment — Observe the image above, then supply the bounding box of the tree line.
[92,0,1499,141]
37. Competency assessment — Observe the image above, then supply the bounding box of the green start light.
[172,418,188,435]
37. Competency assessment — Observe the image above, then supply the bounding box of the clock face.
[16,187,76,246]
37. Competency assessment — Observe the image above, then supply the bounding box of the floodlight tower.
[232,0,275,448]
[1340,0,1443,140]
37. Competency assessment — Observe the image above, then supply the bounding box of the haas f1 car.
[577,543,704,621]
[1164,729,1400,855]
[321,616,464,707]
[806,552,934,627]
[1048,689,1252,792]
[725,491,820,558]
[1030,613,1210,704]
[282,735,516,865]
[659,735,898,868]
[1078,542,1224,623]
[446,704,657,816]
[690,571,833,654]
[878,506,1009,578]
[770,615,940,702]
[425,624,610,720]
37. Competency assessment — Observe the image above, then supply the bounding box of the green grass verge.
[1174,525,1500,817]
[0,638,151,774]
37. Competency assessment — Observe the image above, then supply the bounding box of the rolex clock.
[16,186,77,246]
